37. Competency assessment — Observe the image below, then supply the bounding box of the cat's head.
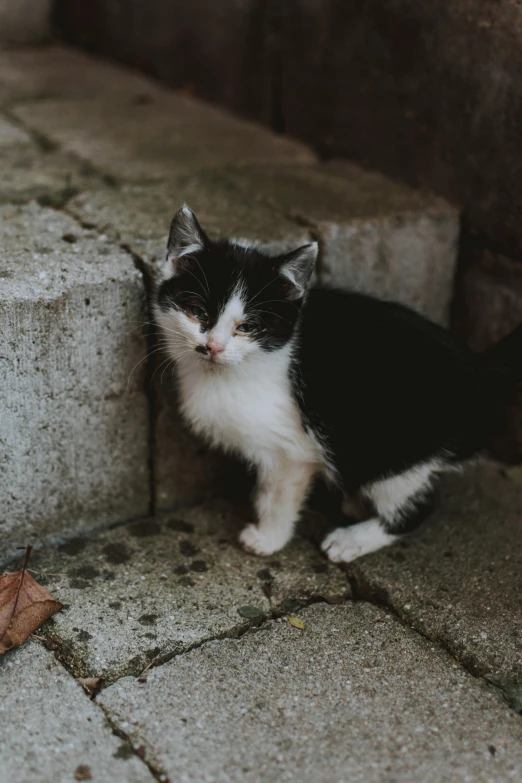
[153,206,318,368]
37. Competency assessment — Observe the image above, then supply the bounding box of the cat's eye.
[188,304,207,321]
[236,321,255,334]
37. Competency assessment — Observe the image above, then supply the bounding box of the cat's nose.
[208,342,224,357]
[195,345,209,355]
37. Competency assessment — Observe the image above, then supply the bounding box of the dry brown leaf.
[78,677,103,697]
[0,546,63,654]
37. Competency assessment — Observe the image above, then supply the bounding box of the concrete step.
[1,203,149,563]
[0,45,460,552]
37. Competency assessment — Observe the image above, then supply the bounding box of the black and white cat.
[153,206,522,563]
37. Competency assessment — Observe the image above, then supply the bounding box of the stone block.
[230,161,459,322]
[1,203,149,564]
[0,641,154,782]
[0,114,103,205]
[29,503,348,681]
[100,602,522,782]
[11,90,316,184]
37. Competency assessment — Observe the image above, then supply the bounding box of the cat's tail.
[481,323,522,384]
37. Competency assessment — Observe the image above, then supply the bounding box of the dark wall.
[55,0,522,458]
[54,0,273,124]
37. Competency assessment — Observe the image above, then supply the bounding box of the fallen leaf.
[238,605,264,619]
[0,546,63,654]
[287,615,306,631]
[78,677,103,698]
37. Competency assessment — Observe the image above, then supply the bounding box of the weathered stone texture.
[0,113,103,205]
[1,203,149,564]
[30,503,348,681]
[100,602,522,783]
[11,91,315,184]
[0,641,155,782]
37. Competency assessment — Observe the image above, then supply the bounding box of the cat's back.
[299,287,472,374]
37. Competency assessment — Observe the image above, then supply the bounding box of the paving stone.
[347,462,522,679]
[99,602,522,783]
[0,45,163,104]
[0,640,155,783]
[11,91,316,184]
[229,162,459,323]
[1,203,149,565]
[29,502,348,682]
[68,177,311,510]
[0,112,103,205]
[68,176,311,272]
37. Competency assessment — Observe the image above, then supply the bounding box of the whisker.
[127,346,167,389]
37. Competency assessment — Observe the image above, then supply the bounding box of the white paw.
[321,519,396,564]
[321,527,365,563]
[239,524,287,556]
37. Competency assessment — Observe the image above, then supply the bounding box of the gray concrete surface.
[100,602,522,783]
[230,162,459,323]
[1,203,149,564]
[31,502,348,681]
[11,93,316,183]
[0,113,103,204]
[67,176,311,274]
[0,640,155,783]
[347,462,522,679]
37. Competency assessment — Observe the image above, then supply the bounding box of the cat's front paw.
[321,519,396,564]
[239,524,287,556]
[321,527,364,563]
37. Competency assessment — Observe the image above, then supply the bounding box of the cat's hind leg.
[322,461,440,564]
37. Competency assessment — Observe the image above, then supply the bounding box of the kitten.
[153,205,522,563]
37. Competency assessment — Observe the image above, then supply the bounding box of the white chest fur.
[176,347,320,470]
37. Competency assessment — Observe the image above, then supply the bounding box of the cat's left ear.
[164,205,207,277]
[278,242,318,300]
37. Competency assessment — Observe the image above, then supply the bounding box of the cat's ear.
[164,205,207,276]
[278,242,318,300]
